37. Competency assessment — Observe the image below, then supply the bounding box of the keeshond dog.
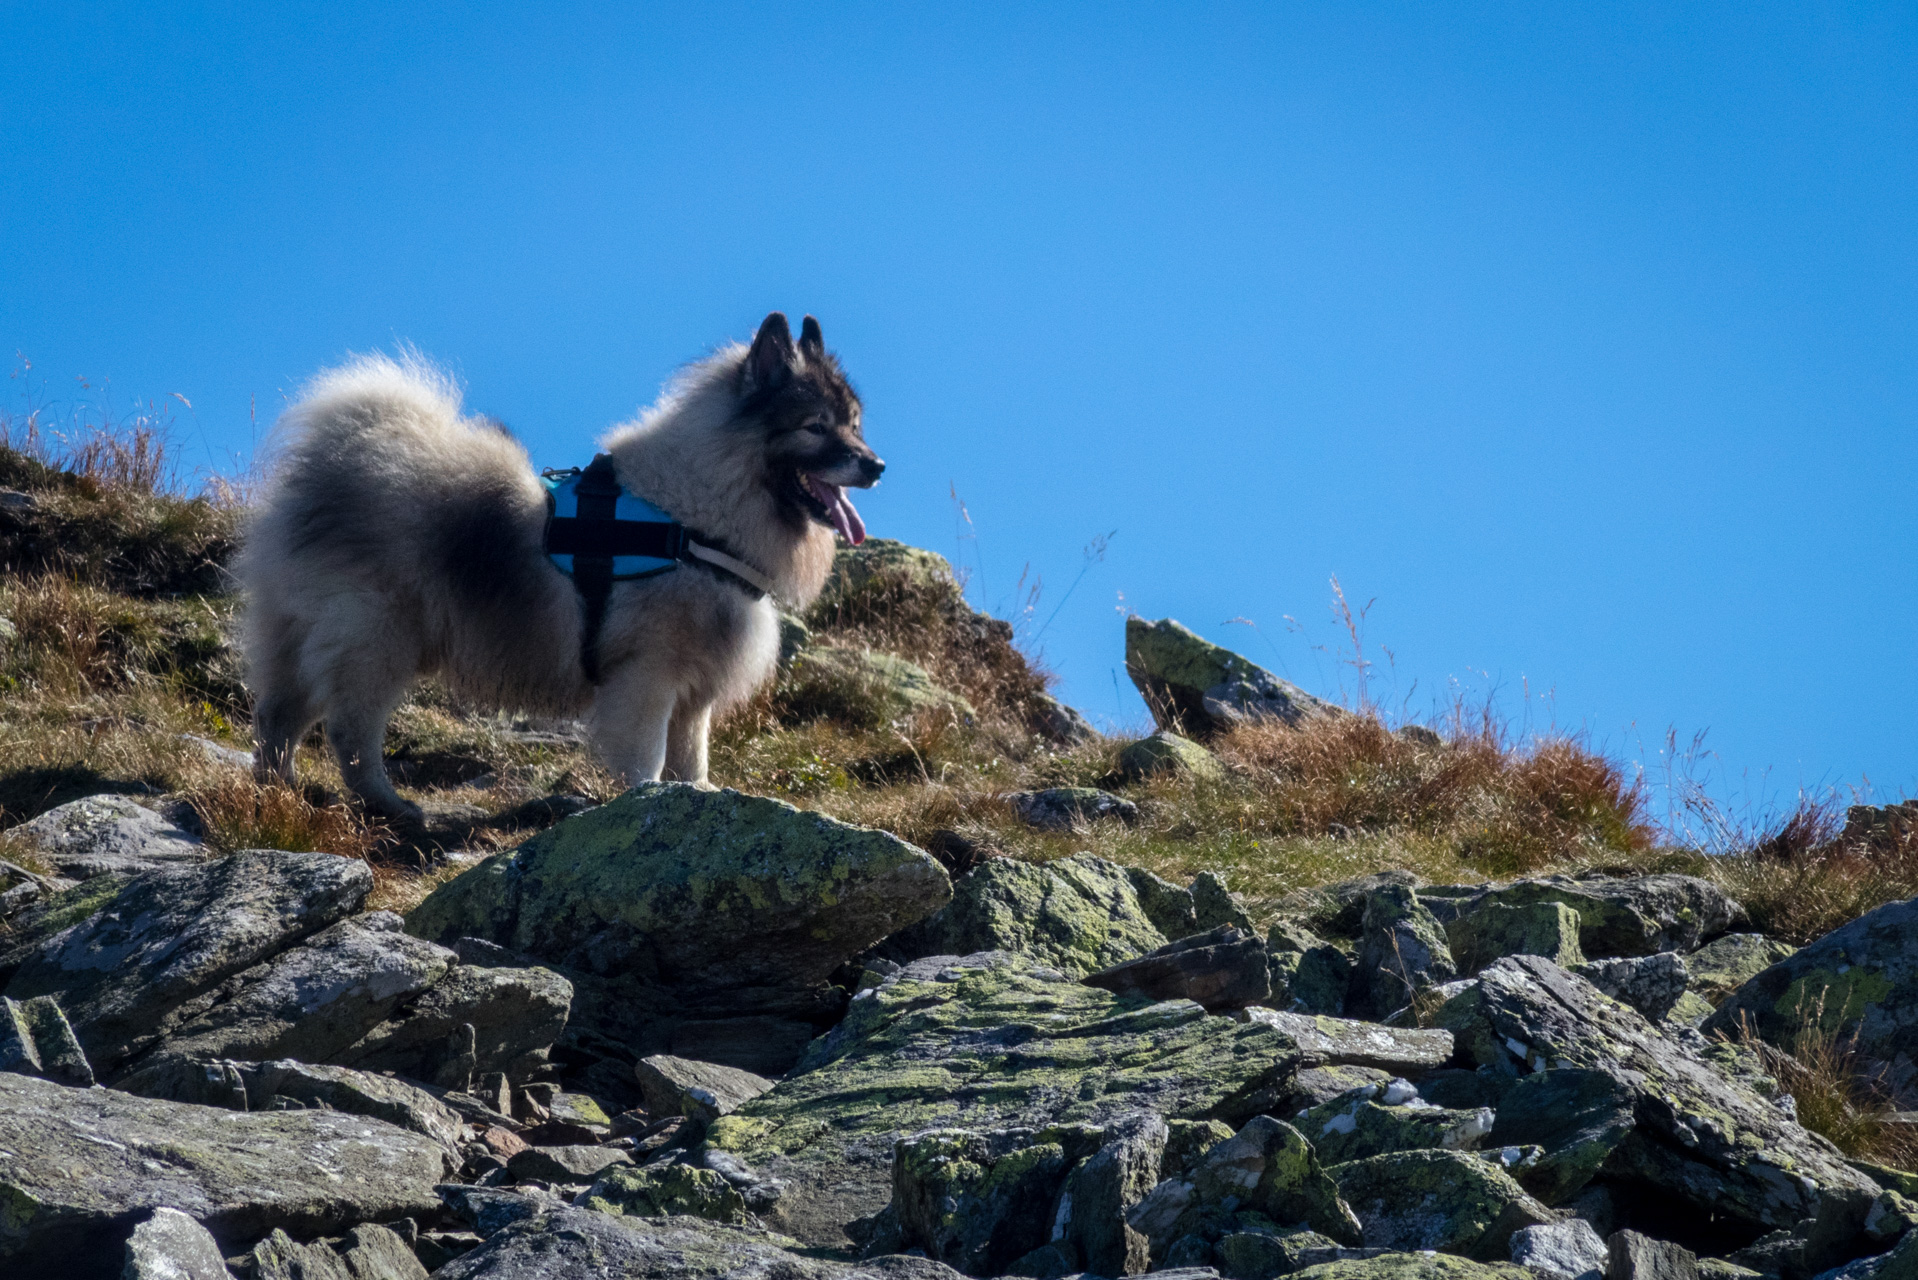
[238,312,882,821]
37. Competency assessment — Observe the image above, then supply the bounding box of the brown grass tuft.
[187,773,387,860]
[1706,797,1918,945]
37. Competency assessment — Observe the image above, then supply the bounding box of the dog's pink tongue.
[829,486,867,546]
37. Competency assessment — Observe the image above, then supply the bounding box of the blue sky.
[4,3,1914,825]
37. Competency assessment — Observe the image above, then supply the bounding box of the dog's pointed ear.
[744,312,797,395]
[799,315,825,361]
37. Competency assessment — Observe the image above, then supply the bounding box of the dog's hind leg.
[664,700,714,787]
[590,668,677,785]
[307,607,424,821]
[247,607,318,788]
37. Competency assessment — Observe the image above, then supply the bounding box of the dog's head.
[737,312,881,546]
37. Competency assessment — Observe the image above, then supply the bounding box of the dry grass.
[1703,798,1918,945]
[187,773,384,859]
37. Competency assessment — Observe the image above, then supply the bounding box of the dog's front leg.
[590,669,677,785]
[664,700,714,787]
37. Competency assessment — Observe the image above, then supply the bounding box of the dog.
[237,312,882,821]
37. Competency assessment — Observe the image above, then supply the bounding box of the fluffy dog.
[238,312,882,820]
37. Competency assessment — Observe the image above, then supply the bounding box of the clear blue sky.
[4,3,1914,826]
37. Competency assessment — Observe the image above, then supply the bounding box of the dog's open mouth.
[794,473,867,545]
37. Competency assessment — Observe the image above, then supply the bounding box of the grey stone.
[1281,946,1355,1016]
[1215,1229,1346,1280]
[332,956,572,1084]
[1192,872,1256,933]
[1607,1231,1697,1280]
[1055,1111,1166,1276]
[893,1128,1072,1274]
[1298,1083,1492,1165]
[1484,1068,1636,1205]
[1572,953,1691,1023]
[1083,925,1270,1010]
[337,1223,429,1280]
[1511,1220,1608,1280]
[4,794,205,880]
[122,1207,235,1280]
[1125,617,1339,736]
[1291,1257,1534,1280]
[0,993,92,1085]
[507,1143,634,1183]
[1118,731,1226,782]
[250,1229,355,1280]
[1030,693,1099,746]
[1437,877,1741,960]
[1684,935,1797,1008]
[0,850,370,1075]
[1237,1009,1453,1073]
[1439,956,1881,1235]
[1130,867,1204,939]
[1447,902,1585,976]
[1355,886,1456,1018]
[636,1054,775,1124]
[1005,788,1139,831]
[1329,1150,1554,1258]
[0,1071,445,1276]
[1126,1116,1363,1253]
[179,734,256,772]
[670,1015,816,1077]
[583,1163,750,1224]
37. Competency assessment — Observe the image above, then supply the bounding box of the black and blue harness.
[541,453,773,682]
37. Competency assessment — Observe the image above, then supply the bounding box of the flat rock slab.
[1428,876,1741,959]
[4,795,206,880]
[1241,1008,1454,1072]
[707,951,1304,1249]
[0,1072,446,1277]
[636,1054,774,1123]
[1083,924,1271,1010]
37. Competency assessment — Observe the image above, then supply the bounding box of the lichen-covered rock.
[1572,953,1690,1023]
[781,645,976,727]
[506,1143,634,1183]
[1130,867,1206,939]
[1705,898,1918,1106]
[0,993,91,1085]
[1300,1082,1492,1165]
[1291,1254,1533,1280]
[1607,1230,1698,1280]
[1119,731,1227,782]
[706,952,1305,1248]
[0,850,371,1076]
[3,794,205,881]
[115,1056,466,1156]
[1030,693,1099,746]
[585,1164,750,1224]
[407,782,950,1028]
[1083,925,1271,1010]
[1447,902,1584,976]
[0,1072,445,1277]
[123,1208,235,1280]
[892,1128,1071,1275]
[1432,877,1741,960]
[1277,946,1356,1017]
[1194,872,1257,933]
[248,1228,355,1280]
[1215,1228,1352,1280]
[1125,617,1339,736]
[1329,1150,1553,1257]
[1440,956,1881,1235]
[1238,1010,1453,1074]
[636,1054,774,1124]
[1483,1068,1636,1204]
[1006,788,1139,831]
[1355,887,1457,1018]
[334,955,573,1085]
[1683,935,1797,1007]
[1510,1219,1608,1280]
[1056,1111,1166,1276]
[1127,1116,1363,1252]
[884,854,1167,977]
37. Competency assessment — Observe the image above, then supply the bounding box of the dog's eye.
[797,422,827,436]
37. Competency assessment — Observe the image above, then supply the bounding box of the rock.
[1511,1220,1609,1280]
[1291,1256,1532,1280]
[336,957,572,1085]
[123,1207,236,1280]
[1842,803,1918,852]
[1215,1228,1348,1279]
[1125,617,1339,736]
[668,1015,816,1078]
[1238,1010,1453,1074]
[1056,1111,1166,1276]
[1030,693,1099,746]
[3,795,205,880]
[1355,887,1458,1018]
[407,783,951,1032]
[1128,1115,1362,1254]
[1705,898,1918,1106]
[0,993,92,1085]
[0,1072,445,1276]
[1435,878,1741,960]
[782,644,976,726]
[506,1144,634,1183]
[1278,946,1356,1016]
[249,1229,355,1280]
[892,1128,1071,1274]
[1119,731,1226,783]
[1572,954,1690,1023]
[1329,1150,1554,1258]
[1683,935,1798,1007]
[116,1057,466,1155]
[1287,1065,1395,1111]
[636,1054,775,1124]
[1,850,371,1076]
[1608,1231,1698,1280]
[1483,1068,1636,1204]
[885,854,1168,977]
[1165,1119,1239,1178]
[1083,925,1271,1010]
[1132,868,1205,938]
[337,1223,430,1280]
[704,951,1306,1248]
[179,734,255,772]
[583,1163,750,1224]
[1194,871,1256,932]
[1447,902,1585,976]
[1005,788,1139,831]
[1299,1082,1492,1165]
[1439,956,1881,1234]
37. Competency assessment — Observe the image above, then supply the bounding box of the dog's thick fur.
[238,313,882,820]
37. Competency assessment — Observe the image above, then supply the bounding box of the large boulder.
[0,1072,446,1277]
[122,1208,236,1280]
[1236,1009,1453,1075]
[883,854,1168,977]
[0,850,370,1075]
[1683,934,1797,1008]
[406,784,950,1034]
[1428,877,1741,960]
[3,794,205,880]
[1083,925,1271,1010]
[1329,1150,1554,1257]
[1438,956,1881,1237]
[1355,886,1457,1018]
[701,951,1309,1248]
[1126,1115,1364,1253]
[1125,617,1339,736]
[1706,898,1918,1106]
[890,1128,1073,1274]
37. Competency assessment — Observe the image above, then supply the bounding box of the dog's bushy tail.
[266,349,468,478]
